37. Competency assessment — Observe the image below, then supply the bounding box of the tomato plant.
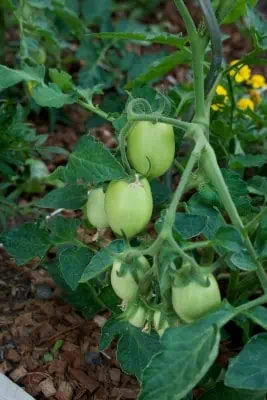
[1,0,267,399]
[105,176,153,238]
[127,121,175,179]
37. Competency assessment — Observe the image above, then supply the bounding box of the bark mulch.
[0,249,139,400]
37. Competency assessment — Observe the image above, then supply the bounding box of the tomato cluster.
[85,122,221,333]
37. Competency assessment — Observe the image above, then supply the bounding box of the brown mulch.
[0,249,139,400]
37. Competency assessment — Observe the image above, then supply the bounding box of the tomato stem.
[78,99,115,122]
[164,132,205,229]
[174,0,206,122]
[199,136,267,293]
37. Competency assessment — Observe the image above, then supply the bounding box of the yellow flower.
[237,98,255,111]
[216,85,228,96]
[250,90,262,105]
[211,103,224,111]
[229,60,251,83]
[248,74,266,89]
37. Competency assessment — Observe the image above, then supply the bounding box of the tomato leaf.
[31,83,78,108]
[230,250,257,271]
[0,64,44,90]
[64,136,127,184]
[1,223,51,265]
[99,317,161,381]
[80,240,125,282]
[125,49,191,89]
[230,154,267,169]
[225,334,267,391]
[47,216,80,245]
[37,184,88,209]
[174,213,208,239]
[59,246,93,291]
[90,31,187,48]
[215,226,244,253]
[139,305,234,400]
[244,306,267,330]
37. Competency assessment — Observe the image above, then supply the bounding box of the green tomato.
[105,176,153,238]
[127,121,175,179]
[86,188,109,229]
[153,310,170,337]
[128,305,147,328]
[172,274,221,323]
[111,256,150,301]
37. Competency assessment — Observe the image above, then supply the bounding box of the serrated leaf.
[47,216,80,245]
[230,154,267,169]
[37,185,88,209]
[244,306,267,330]
[230,250,257,271]
[1,223,50,265]
[174,213,208,239]
[225,333,267,391]
[215,226,244,253]
[139,305,234,400]
[64,136,127,184]
[49,69,73,91]
[60,247,93,291]
[32,83,78,108]
[188,194,225,239]
[80,240,125,282]
[125,49,191,89]
[99,317,161,381]
[0,64,44,90]
[90,32,187,48]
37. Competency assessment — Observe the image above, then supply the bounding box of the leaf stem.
[78,99,115,122]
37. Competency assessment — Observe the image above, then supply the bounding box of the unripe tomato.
[127,121,175,179]
[111,256,150,301]
[105,176,153,238]
[86,188,109,229]
[128,305,147,328]
[153,310,170,337]
[172,274,221,323]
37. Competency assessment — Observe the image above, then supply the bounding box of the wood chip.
[110,388,140,399]
[69,368,99,393]
[14,313,33,326]
[62,341,80,354]
[48,359,68,375]
[109,368,121,385]
[39,377,57,398]
[55,381,73,400]
[9,365,27,382]
[5,348,21,362]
